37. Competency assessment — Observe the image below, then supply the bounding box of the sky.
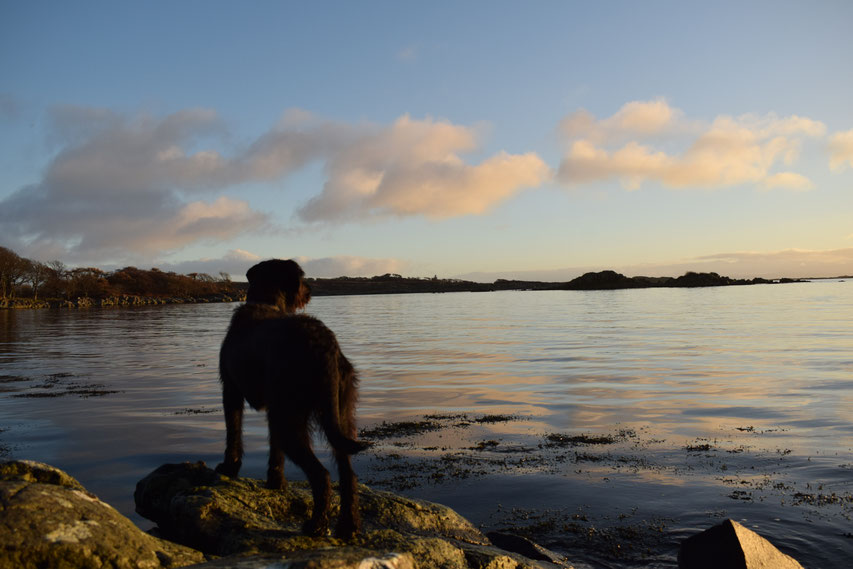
[1,1,852,281]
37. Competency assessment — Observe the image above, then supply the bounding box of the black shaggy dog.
[215,259,369,538]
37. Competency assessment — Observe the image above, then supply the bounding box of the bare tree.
[0,246,26,299]
[70,267,107,298]
[24,259,50,300]
[45,260,70,299]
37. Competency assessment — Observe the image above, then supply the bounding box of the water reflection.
[1,281,851,566]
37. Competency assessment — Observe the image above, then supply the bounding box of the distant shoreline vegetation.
[0,245,830,310]
[0,246,241,310]
[306,269,809,297]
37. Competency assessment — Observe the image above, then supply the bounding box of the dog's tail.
[326,429,372,455]
[321,353,371,455]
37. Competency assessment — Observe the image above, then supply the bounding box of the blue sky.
[2,1,852,280]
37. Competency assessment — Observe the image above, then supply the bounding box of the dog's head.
[245,259,311,312]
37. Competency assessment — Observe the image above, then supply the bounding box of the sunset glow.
[1,1,851,280]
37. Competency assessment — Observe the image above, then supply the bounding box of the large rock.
[134,461,572,569]
[678,519,804,569]
[0,460,205,569]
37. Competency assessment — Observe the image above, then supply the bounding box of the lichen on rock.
[0,460,206,569]
[134,461,571,569]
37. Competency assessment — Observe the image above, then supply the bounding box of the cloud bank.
[557,99,826,191]
[0,107,549,263]
[0,107,271,262]
[828,129,853,171]
[1,100,849,273]
[457,247,853,282]
[160,250,405,280]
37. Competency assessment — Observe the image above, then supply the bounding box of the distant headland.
[306,269,808,297]
[0,245,826,309]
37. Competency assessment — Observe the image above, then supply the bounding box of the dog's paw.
[334,517,360,540]
[214,461,241,478]
[266,469,287,490]
[302,517,331,538]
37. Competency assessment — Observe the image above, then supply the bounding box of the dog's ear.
[246,259,307,310]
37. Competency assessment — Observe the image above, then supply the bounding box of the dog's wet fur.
[215,259,369,538]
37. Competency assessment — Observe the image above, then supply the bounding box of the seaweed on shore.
[173,407,221,415]
[359,419,445,440]
[7,373,121,399]
[359,413,524,441]
[355,413,853,568]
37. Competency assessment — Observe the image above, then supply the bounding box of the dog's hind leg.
[334,362,362,538]
[271,411,332,536]
[266,413,286,490]
[333,448,360,538]
[215,378,244,478]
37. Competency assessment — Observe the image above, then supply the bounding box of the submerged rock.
[0,460,205,569]
[678,519,804,569]
[134,461,572,569]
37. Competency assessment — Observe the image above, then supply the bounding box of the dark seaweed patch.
[359,420,444,440]
[9,373,121,399]
[473,414,519,424]
[544,433,622,447]
[0,375,29,383]
[174,407,221,415]
[685,443,713,452]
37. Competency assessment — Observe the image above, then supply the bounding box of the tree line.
[0,246,238,301]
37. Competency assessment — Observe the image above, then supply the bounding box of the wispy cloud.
[458,247,853,282]
[159,250,405,280]
[557,100,826,191]
[686,248,853,278]
[156,249,261,278]
[560,98,683,142]
[296,255,408,278]
[828,129,853,171]
[396,46,417,62]
[0,93,22,119]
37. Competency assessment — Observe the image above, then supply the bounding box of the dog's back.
[220,303,365,453]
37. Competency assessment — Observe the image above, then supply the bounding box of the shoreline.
[1,269,820,310]
[0,293,246,310]
[1,412,824,568]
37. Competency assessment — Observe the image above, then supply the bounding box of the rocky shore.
[0,293,245,310]
[1,459,805,569]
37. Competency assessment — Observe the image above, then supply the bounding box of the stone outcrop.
[134,461,570,569]
[0,297,51,309]
[0,460,205,569]
[678,519,804,569]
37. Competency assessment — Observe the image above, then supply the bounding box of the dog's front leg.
[215,379,244,478]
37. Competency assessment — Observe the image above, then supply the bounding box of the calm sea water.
[1,282,851,568]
